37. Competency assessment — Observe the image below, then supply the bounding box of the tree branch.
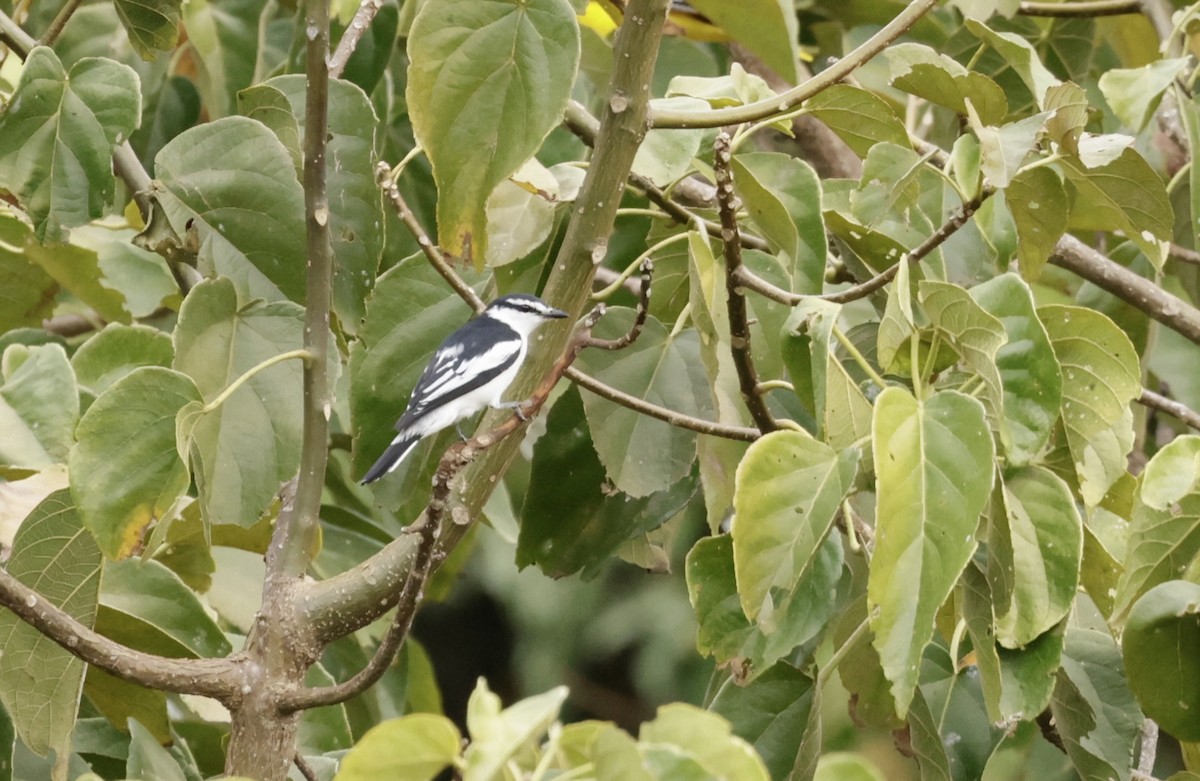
[1018,0,1142,15]
[37,0,82,46]
[587,259,652,350]
[648,0,938,129]
[714,132,777,434]
[0,567,242,699]
[328,0,385,79]
[0,9,35,51]
[1138,388,1200,431]
[1052,235,1200,345]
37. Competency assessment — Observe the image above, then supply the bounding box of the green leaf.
[181,0,259,118]
[463,681,567,781]
[1061,148,1171,269]
[634,97,708,187]
[407,0,579,264]
[114,0,183,59]
[885,43,1007,125]
[576,310,712,497]
[687,0,798,82]
[869,388,994,717]
[258,75,384,334]
[905,689,952,781]
[0,47,140,242]
[173,278,306,527]
[1112,468,1200,626]
[1122,580,1200,742]
[1004,167,1068,280]
[962,564,1064,722]
[640,703,770,781]
[733,153,826,294]
[686,532,845,681]
[963,19,1060,107]
[70,324,174,396]
[708,663,818,781]
[969,110,1048,189]
[1050,628,1141,781]
[1044,82,1088,155]
[1139,434,1200,510]
[990,466,1082,647]
[334,714,462,781]
[84,667,169,745]
[1099,59,1188,132]
[0,343,79,470]
[1039,304,1140,505]
[69,367,199,559]
[0,491,100,758]
[0,215,56,333]
[519,387,698,578]
[592,726,653,781]
[237,84,302,174]
[98,558,231,658]
[815,753,886,781]
[919,280,1007,427]
[801,84,910,158]
[350,256,484,481]
[970,275,1061,465]
[732,430,857,622]
[485,165,559,268]
[126,718,185,781]
[152,116,306,303]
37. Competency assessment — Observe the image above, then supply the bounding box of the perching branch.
[586,259,653,351]
[713,132,777,434]
[0,567,242,700]
[1018,0,1142,15]
[1138,388,1200,431]
[328,0,385,79]
[648,0,938,129]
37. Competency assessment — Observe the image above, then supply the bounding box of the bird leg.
[494,400,529,421]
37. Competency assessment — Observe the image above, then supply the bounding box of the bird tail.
[360,430,422,484]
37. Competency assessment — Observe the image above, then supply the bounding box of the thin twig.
[42,313,98,337]
[0,9,35,51]
[1138,388,1200,431]
[587,259,653,350]
[1018,0,1142,15]
[378,162,485,314]
[714,132,777,434]
[649,0,938,128]
[328,0,384,79]
[293,754,320,781]
[0,567,242,699]
[1169,243,1200,266]
[733,193,988,307]
[1135,718,1159,780]
[37,0,82,46]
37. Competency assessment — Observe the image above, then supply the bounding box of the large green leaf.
[885,43,1007,125]
[98,558,231,659]
[0,215,56,334]
[518,387,698,579]
[181,0,259,118]
[334,714,462,780]
[971,275,1061,465]
[576,310,712,498]
[349,256,484,481]
[686,532,845,682]
[69,367,199,559]
[969,110,1048,189]
[1112,438,1200,624]
[1004,167,1068,280]
[639,704,770,781]
[687,0,798,82]
[258,75,384,334]
[800,85,910,158]
[407,0,579,264]
[733,153,825,295]
[731,430,856,622]
[463,681,567,781]
[708,663,818,781]
[1039,305,1139,505]
[1121,580,1200,742]
[0,343,79,472]
[0,490,101,757]
[1098,59,1188,132]
[869,388,994,717]
[1061,148,1171,269]
[963,19,1060,106]
[115,0,183,59]
[173,278,306,527]
[919,280,1006,426]
[70,324,175,396]
[152,116,306,303]
[990,466,1082,647]
[0,47,140,242]
[1050,628,1141,781]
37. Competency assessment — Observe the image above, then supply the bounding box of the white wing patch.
[415,339,521,408]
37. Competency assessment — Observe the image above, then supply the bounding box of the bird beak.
[547,307,568,319]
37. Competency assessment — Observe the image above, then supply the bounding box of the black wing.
[397,316,522,428]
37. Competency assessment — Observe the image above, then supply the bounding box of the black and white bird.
[361,293,568,484]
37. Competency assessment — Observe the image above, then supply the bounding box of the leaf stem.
[592,233,685,300]
[1018,0,1142,16]
[37,0,81,46]
[832,325,887,392]
[816,617,869,690]
[201,349,313,414]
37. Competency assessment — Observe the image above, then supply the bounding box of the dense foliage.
[1,0,1199,779]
